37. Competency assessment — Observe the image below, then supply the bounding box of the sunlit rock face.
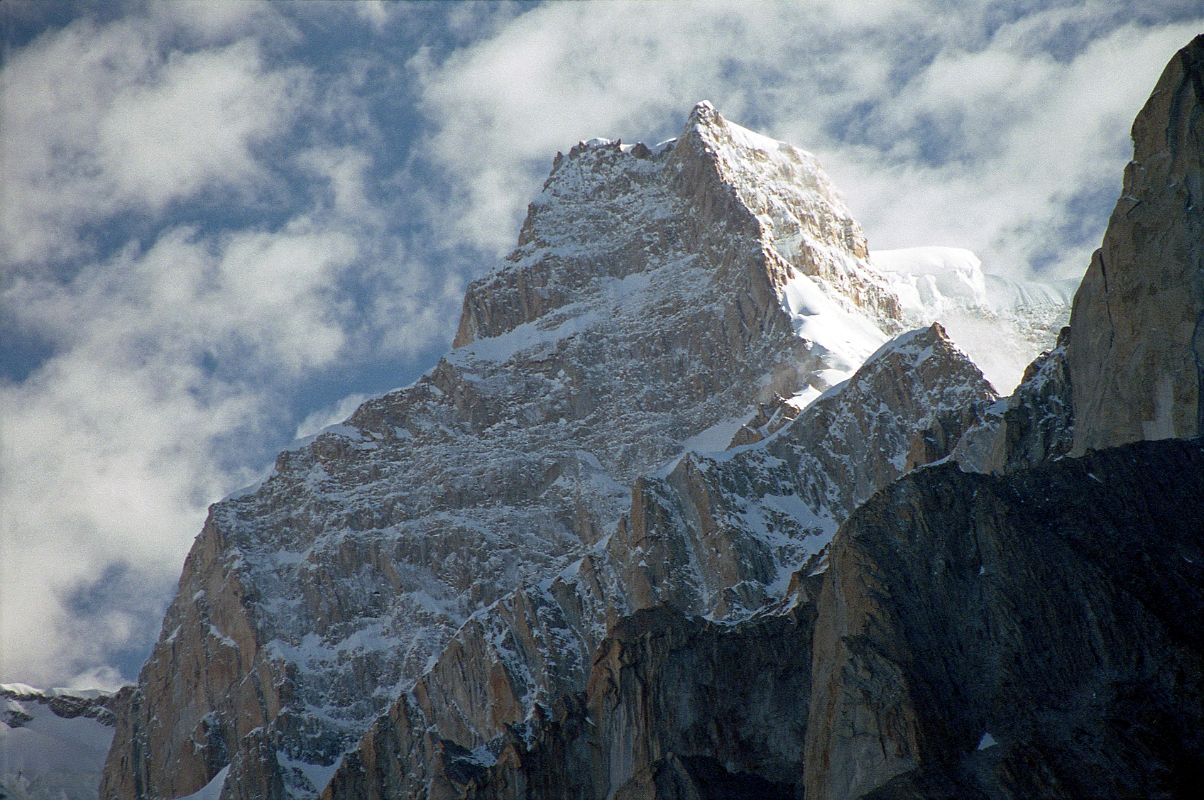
[799,36,1204,799]
[1067,35,1204,453]
[323,322,994,799]
[102,102,924,800]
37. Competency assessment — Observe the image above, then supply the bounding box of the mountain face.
[320,321,994,799]
[1,684,127,800]
[97,36,1203,800]
[100,101,952,800]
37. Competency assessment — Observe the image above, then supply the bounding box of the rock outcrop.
[1068,35,1204,452]
[805,438,1204,800]
[461,590,820,800]
[952,325,1074,474]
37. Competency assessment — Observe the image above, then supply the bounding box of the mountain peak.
[454,103,900,349]
[687,99,720,124]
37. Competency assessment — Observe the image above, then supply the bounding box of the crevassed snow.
[873,247,1073,393]
[0,684,111,700]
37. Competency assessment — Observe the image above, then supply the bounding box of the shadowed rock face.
[1068,35,1204,453]
[383,589,821,800]
[805,438,1204,800]
[337,438,1204,800]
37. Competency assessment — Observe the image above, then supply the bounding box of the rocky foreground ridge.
[100,36,1203,800]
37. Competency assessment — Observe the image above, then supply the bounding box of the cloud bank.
[413,0,1200,280]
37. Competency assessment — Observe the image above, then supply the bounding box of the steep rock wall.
[805,438,1204,800]
[1068,35,1204,452]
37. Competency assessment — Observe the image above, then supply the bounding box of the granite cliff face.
[1067,36,1204,452]
[101,36,1204,800]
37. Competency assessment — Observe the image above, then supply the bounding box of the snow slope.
[1,685,118,800]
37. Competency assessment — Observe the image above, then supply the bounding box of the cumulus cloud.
[1,12,305,270]
[809,17,1202,278]
[0,5,459,686]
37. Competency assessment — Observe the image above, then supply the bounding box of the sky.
[1,0,1200,691]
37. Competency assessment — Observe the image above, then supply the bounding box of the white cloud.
[294,392,371,439]
[97,41,303,208]
[65,665,131,694]
[812,20,1201,278]
[0,6,456,687]
[0,12,303,269]
[412,1,1202,281]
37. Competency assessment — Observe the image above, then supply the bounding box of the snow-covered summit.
[101,105,1066,800]
[105,103,923,800]
[457,102,899,350]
